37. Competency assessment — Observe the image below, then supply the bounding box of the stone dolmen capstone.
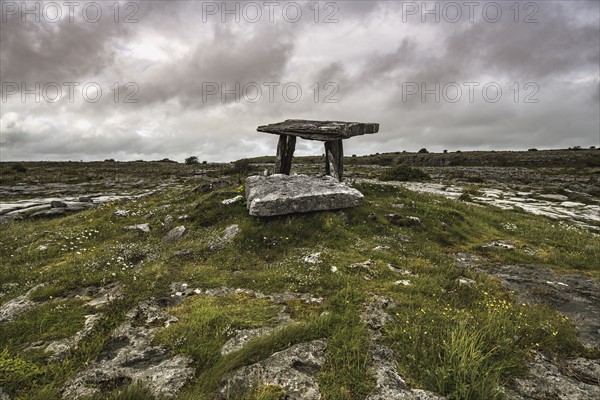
[245,119,379,217]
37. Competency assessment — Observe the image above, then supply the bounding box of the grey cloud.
[0,5,134,84]
[1,0,598,161]
[442,3,599,80]
[134,22,297,108]
[338,0,383,18]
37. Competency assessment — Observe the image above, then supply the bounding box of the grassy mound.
[0,167,598,399]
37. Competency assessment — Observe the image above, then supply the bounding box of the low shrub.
[379,165,431,182]
[11,164,27,173]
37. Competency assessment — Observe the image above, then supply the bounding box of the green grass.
[235,384,287,400]
[318,287,374,399]
[179,316,332,399]
[154,294,282,371]
[385,286,584,399]
[0,347,46,394]
[0,299,91,351]
[83,382,157,400]
[0,163,599,399]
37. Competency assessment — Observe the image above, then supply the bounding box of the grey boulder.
[385,214,421,226]
[245,174,363,217]
[30,208,66,218]
[124,223,150,234]
[162,226,186,242]
[209,224,240,250]
[218,340,327,400]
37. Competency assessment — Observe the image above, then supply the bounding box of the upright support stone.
[324,139,344,181]
[259,120,378,181]
[274,135,296,175]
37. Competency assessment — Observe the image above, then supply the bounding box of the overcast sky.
[1,0,599,162]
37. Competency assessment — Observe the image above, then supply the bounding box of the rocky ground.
[0,154,599,399]
[455,252,600,399]
[361,179,600,231]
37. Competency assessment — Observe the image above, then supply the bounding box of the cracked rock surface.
[362,295,446,400]
[44,313,103,361]
[480,264,600,349]
[506,352,600,400]
[218,340,327,400]
[0,284,45,322]
[62,299,194,399]
[454,254,600,397]
[245,174,364,217]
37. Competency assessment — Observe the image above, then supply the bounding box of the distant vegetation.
[0,161,228,187]
[245,148,599,168]
[379,164,431,182]
[222,159,261,179]
[2,149,598,188]
[185,156,200,165]
[10,164,27,173]
[157,158,178,163]
[458,185,484,202]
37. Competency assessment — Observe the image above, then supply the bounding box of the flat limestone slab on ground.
[245,174,364,217]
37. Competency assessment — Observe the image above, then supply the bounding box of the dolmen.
[245,119,379,217]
